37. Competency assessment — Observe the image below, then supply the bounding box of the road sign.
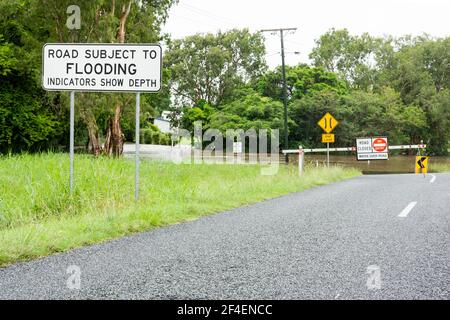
[356,137,389,160]
[42,43,162,201]
[233,142,242,153]
[42,43,162,92]
[372,137,388,152]
[415,156,429,174]
[318,112,339,134]
[322,133,335,143]
[318,113,339,167]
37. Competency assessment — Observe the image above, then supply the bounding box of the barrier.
[287,144,427,175]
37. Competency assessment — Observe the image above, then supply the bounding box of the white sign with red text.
[356,137,388,160]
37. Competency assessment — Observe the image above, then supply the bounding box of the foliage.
[303,30,450,154]
[140,124,171,145]
[0,0,178,155]
[288,87,428,149]
[253,64,348,101]
[0,38,18,76]
[165,29,267,107]
[0,10,62,153]
[0,83,60,153]
[309,28,391,91]
[0,2,449,157]
[208,89,284,131]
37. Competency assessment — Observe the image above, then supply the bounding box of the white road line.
[430,174,436,183]
[398,201,417,218]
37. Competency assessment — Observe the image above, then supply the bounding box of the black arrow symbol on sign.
[323,117,332,131]
[417,157,427,169]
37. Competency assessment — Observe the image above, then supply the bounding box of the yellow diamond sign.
[318,112,339,134]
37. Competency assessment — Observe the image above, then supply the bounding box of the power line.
[180,3,240,27]
[265,52,281,57]
[284,39,304,47]
[168,13,223,32]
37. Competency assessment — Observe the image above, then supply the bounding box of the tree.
[288,90,343,148]
[17,0,178,156]
[421,89,450,155]
[202,89,284,152]
[288,87,428,149]
[310,30,449,154]
[340,87,427,146]
[309,28,392,91]
[165,29,267,107]
[0,4,61,153]
[384,36,450,103]
[204,88,285,154]
[0,38,17,76]
[383,36,450,154]
[0,83,60,153]
[253,63,348,102]
[180,99,214,133]
[0,38,59,153]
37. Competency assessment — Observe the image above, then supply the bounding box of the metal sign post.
[69,91,75,194]
[135,92,140,201]
[327,142,330,167]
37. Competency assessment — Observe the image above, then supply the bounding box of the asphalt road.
[0,173,449,299]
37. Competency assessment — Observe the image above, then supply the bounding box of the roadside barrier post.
[298,146,304,176]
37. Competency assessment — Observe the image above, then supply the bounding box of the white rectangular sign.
[356,138,372,154]
[356,137,388,160]
[42,43,162,92]
[233,142,243,153]
[357,152,389,160]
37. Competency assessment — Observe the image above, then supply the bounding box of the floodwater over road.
[298,154,450,174]
[123,144,450,174]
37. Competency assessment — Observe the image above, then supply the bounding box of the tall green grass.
[0,153,360,266]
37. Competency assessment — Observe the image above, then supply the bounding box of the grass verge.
[0,153,360,267]
[429,162,450,173]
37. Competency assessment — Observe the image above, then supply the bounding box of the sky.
[162,0,450,68]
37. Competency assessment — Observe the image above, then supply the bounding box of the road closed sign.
[42,43,162,92]
[356,137,388,160]
[372,137,388,153]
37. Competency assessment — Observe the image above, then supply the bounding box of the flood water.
[289,154,450,174]
[123,144,449,174]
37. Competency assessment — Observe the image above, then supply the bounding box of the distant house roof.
[160,111,171,121]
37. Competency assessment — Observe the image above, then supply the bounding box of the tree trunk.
[87,122,101,156]
[104,103,124,157]
[117,2,131,43]
[103,2,131,157]
[79,97,102,156]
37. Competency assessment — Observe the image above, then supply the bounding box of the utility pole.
[260,28,297,163]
